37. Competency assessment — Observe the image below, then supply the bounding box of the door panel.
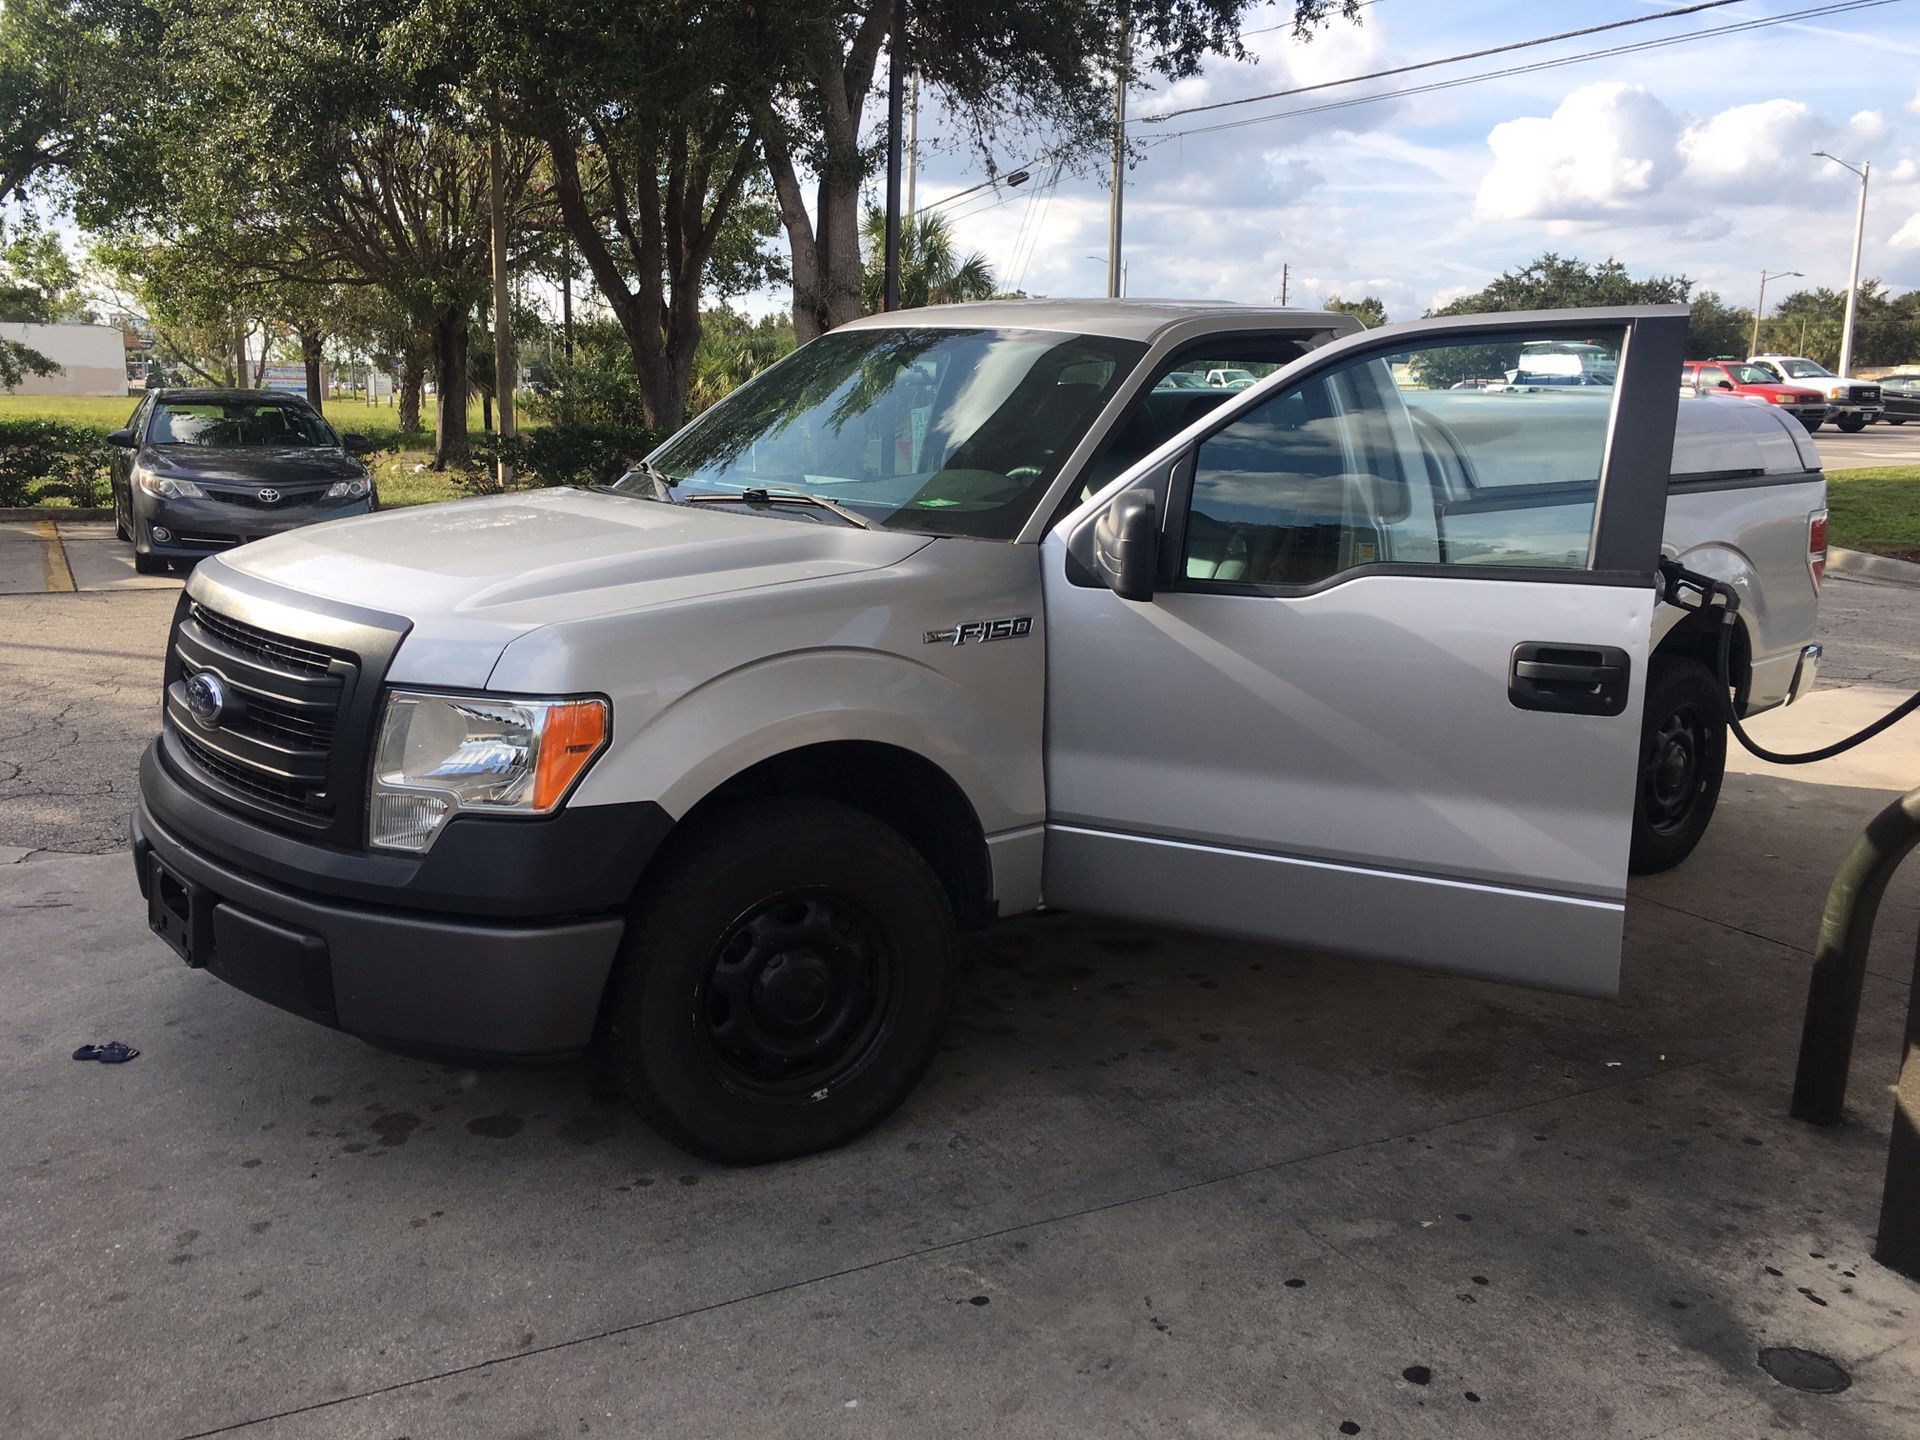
[1041,306,1687,997]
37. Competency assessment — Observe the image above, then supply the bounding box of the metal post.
[883,0,906,312]
[1878,944,1920,1278]
[1107,8,1127,300]
[489,104,517,487]
[1752,272,1767,357]
[1840,161,1869,376]
[1791,786,1920,1282]
[1791,787,1920,1125]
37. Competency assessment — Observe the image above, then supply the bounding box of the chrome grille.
[166,603,353,825]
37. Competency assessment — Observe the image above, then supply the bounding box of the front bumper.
[136,494,375,560]
[133,739,667,1059]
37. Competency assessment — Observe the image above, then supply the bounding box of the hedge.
[0,418,115,509]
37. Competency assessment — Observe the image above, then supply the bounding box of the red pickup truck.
[1682,360,1830,433]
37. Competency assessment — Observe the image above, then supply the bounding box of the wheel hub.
[700,893,891,1096]
[1643,702,1709,834]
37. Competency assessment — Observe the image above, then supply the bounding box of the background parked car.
[1681,360,1830,432]
[1746,354,1882,431]
[1878,369,1920,425]
[108,389,379,574]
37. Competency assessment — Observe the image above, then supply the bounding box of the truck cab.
[133,301,1826,1163]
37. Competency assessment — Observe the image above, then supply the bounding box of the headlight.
[135,468,204,499]
[1829,384,1848,400]
[1768,392,1789,404]
[369,691,609,852]
[325,477,370,499]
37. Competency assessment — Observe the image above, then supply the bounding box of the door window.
[1181,329,1625,587]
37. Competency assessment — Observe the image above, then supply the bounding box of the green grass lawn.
[1824,465,1920,561]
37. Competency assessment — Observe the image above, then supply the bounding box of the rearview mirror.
[1093,490,1159,602]
[107,427,135,447]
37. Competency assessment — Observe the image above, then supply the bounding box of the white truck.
[133,301,1826,1162]
[1748,354,1883,431]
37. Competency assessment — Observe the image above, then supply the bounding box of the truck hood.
[140,444,367,486]
[207,487,932,687]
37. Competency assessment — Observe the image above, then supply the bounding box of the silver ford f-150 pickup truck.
[132,301,1826,1162]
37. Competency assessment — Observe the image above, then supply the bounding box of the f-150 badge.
[924,615,1033,646]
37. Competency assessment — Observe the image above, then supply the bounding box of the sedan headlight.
[135,468,204,499]
[369,691,609,853]
[325,476,371,499]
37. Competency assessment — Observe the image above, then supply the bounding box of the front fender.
[568,646,1043,839]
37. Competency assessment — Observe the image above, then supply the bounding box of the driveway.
[3,572,1919,1439]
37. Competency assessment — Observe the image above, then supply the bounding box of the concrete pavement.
[3,573,1920,1438]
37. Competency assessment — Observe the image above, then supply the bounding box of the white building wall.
[2,322,129,397]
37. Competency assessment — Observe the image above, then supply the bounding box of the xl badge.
[924,615,1033,647]
[183,670,228,728]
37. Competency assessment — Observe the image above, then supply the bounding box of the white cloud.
[1678,99,1838,202]
[1892,157,1919,182]
[1892,212,1920,250]
[1474,83,1680,221]
[1908,85,1920,117]
[1849,109,1891,143]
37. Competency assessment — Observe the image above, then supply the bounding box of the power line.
[1144,0,1901,142]
[1140,0,1758,125]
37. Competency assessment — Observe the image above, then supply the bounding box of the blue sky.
[881,0,1920,324]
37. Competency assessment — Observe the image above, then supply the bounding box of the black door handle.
[1509,642,1631,717]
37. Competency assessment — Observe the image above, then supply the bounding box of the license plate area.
[147,854,213,967]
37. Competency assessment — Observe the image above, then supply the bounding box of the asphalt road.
[1811,418,1920,470]
[3,559,1920,1436]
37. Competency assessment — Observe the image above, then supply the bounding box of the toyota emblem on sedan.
[258,487,281,504]
[183,671,228,728]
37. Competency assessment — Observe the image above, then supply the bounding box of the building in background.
[1,322,128,396]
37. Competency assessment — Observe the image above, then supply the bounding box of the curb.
[0,507,112,522]
[1828,546,1920,588]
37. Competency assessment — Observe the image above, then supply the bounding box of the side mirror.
[1093,490,1159,602]
[340,432,374,454]
[107,427,136,447]
[1715,380,1734,391]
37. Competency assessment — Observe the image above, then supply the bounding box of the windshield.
[628,327,1145,539]
[1725,364,1776,385]
[148,399,336,447]
[1779,359,1833,379]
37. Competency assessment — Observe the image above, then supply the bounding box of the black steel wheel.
[1629,658,1728,874]
[600,797,957,1163]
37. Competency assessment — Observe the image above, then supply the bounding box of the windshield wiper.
[681,485,873,529]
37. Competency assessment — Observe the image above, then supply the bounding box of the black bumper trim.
[133,801,625,1058]
[143,739,673,919]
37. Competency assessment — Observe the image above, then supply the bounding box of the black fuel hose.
[1657,558,1920,765]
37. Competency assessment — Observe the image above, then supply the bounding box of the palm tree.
[861,207,997,314]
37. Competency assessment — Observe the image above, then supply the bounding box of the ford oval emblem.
[184,671,227,728]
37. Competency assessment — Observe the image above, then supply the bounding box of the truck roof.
[835,298,1355,343]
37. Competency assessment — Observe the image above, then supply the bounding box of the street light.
[1813,150,1871,375]
[1751,269,1802,356]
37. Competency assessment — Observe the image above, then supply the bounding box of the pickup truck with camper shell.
[132,300,1827,1163]
[1747,354,1882,431]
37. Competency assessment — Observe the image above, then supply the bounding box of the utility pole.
[489,101,517,488]
[1751,269,1801,356]
[1107,9,1128,300]
[904,72,919,223]
[1814,150,1871,374]
[883,0,906,311]
[1280,263,1290,307]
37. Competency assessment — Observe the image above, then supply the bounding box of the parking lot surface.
[3,567,1920,1437]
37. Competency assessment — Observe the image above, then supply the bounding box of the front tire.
[114,488,132,541]
[1629,658,1728,875]
[1837,413,1868,433]
[1801,418,1822,434]
[600,798,958,1164]
[1889,417,1906,426]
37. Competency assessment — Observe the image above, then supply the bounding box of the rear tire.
[600,797,958,1164]
[1837,414,1868,433]
[133,551,167,575]
[1629,658,1728,875]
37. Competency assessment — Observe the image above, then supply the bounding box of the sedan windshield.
[625,327,1145,539]
[149,399,336,448]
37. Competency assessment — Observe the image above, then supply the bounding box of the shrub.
[0,418,114,508]
[454,423,660,496]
